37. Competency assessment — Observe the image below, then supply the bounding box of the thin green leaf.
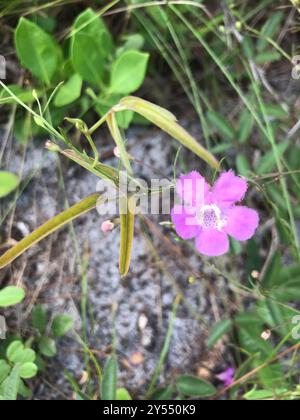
[106,112,133,174]
[238,109,254,143]
[32,305,47,334]
[236,154,251,177]
[101,355,118,401]
[207,110,235,142]
[119,195,136,277]
[2,365,20,401]
[59,148,119,185]
[207,319,233,348]
[176,375,216,398]
[0,194,102,269]
[0,361,11,384]
[119,96,219,169]
[257,12,284,52]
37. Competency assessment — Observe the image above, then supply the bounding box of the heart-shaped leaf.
[20,363,38,380]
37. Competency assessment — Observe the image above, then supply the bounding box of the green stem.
[84,132,100,168]
[119,195,136,277]
[146,295,181,398]
[106,112,133,175]
[88,113,109,135]
[0,81,65,143]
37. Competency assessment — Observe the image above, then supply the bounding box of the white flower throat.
[197,204,227,231]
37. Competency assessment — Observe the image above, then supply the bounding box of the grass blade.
[146,295,181,398]
[106,112,133,175]
[57,148,119,185]
[0,194,102,269]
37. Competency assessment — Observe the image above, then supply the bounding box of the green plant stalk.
[87,112,109,135]
[79,251,90,376]
[119,97,219,169]
[83,132,100,168]
[108,0,209,16]
[164,11,211,148]
[42,81,64,114]
[242,24,292,62]
[106,112,133,175]
[119,195,136,277]
[0,194,101,269]
[0,81,65,143]
[64,119,99,168]
[73,332,103,386]
[2,365,20,401]
[67,0,121,40]
[146,294,181,398]
[58,148,119,185]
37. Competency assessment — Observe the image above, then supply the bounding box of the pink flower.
[217,367,235,387]
[101,220,114,233]
[171,170,259,257]
[113,147,121,158]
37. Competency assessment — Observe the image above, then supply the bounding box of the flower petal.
[225,206,259,241]
[176,171,210,206]
[171,205,201,240]
[217,368,235,387]
[195,229,229,257]
[212,170,248,207]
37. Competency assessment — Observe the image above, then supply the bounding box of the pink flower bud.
[101,220,114,233]
[113,147,120,158]
[261,329,271,341]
